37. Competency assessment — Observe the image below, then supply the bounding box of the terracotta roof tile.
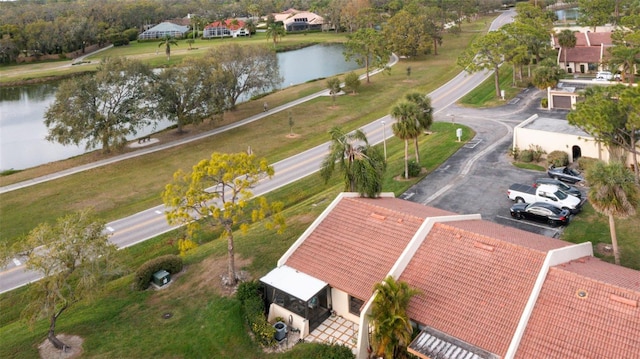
[587,32,612,46]
[516,259,640,358]
[564,46,602,63]
[446,220,572,252]
[285,197,452,300]
[399,222,562,356]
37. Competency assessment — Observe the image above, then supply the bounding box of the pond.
[0,43,360,171]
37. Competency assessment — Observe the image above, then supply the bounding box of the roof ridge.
[346,197,425,222]
[552,259,640,294]
[436,222,549,256]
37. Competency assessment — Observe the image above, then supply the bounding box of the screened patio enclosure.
[261,265,331,333]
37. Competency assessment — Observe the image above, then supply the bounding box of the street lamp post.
[381,120,387,160]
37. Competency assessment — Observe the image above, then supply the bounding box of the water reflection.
[0,44,360,171]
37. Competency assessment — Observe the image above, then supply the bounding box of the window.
[349,296,364,315]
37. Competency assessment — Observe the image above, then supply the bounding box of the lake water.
[0,43,360,171]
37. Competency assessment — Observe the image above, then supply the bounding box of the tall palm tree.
[391,101,421,179]
[586,161,639,265]
[405,93,434,163]
[158,35,178,61]
[557,29,576,72]
[265,22,285,47]
[370,276,419,359]
[320,126,385,197]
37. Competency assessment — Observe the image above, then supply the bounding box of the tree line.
[0,0,505,64]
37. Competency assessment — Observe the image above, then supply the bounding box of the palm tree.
[391,101,421,179]
[265,22,285,47]
[320,126,386,197]
[158,35,178,61]
[586,161,639,265]
[405,93,434,163]
[370,276,419,359]
[557,29,576,72]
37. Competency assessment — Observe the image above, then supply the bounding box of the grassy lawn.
[458,66,522,107]
[563,203,640,269]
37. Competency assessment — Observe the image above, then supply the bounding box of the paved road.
[0,10,519,294]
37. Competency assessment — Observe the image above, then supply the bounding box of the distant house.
[261,193,640,359]
[272,8,324,32]
[554,31,613,74]
[203,19,248,38]
[138,22,190,40]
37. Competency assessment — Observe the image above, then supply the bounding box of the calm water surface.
[0,44,359,171]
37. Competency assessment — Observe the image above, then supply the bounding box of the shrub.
[509,146,520,160]
[237,280,276,347]
[520,149,533,162]
[408,160,421,177]
[540,97,548,109]
[133,254,183,290]
[547,151,569,167]
[123,28,139,42]
[577,156,599,172]
[343,72,361,94]
[288,342,356,358]
[529,144,546,162]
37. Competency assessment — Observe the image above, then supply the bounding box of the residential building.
[203,19,248,38]
[261,193,640,359]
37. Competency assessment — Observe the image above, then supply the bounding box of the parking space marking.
[155,210,163,215]
[12,258,21,266]
[464,139,482,149]
[106,226,115,232]
[401,192,414,200]
[436,165,450,172]
[495,215,564,233]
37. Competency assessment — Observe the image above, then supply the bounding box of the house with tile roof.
[271,8,324,32]
[203,19,248,38]
[261,192,640,359]
[554,31,613,74]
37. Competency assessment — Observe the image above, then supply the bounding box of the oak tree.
[12,210,121,351]
[44,57,154,153]
[343,27,390,84]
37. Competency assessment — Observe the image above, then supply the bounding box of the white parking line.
[496,215,564,232]
[155,210,163,215]
[12,258,21,266]
[106,226,115,232]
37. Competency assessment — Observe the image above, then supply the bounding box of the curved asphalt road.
[0,10,516,294]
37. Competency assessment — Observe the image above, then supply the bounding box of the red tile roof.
[399,222,569,356]
[564,46,602,63]
[205,19,246,30]
[587,31,613,46]
[516,257,640,358]
[285,197,454,301]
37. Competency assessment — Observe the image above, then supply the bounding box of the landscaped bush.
[577,156,599,172]
[343,72,361,94]
[133,254,183,290]
[520,149,533,162]
[279,342,355,358]
[509,146,520,160]
[529,144,546,162]
[237,280,276,347]
[408,160,421,177]
[547,151,569,167]
[540,98,548,109]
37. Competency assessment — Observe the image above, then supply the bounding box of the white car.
[596,71,613,80]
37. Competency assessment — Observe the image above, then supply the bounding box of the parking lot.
[401,102,584,239]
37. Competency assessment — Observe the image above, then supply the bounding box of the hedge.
[133,254,183,290]
[547,151,569,167]
[237,280,276,347]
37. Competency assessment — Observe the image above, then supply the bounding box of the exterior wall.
[267,303,310,337]
[514,127,604,163]
[331,287,361,324]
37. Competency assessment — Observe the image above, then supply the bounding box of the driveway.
[402,87,581,238]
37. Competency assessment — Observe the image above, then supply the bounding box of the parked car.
[510,202,571,227]
[596,71,613,80]
[533,178,582,198]
[547,165,584,184]
[507,183,583,213]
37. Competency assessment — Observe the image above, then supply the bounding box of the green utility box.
[152,269,170,287]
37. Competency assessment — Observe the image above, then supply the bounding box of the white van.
[595,71,613,80]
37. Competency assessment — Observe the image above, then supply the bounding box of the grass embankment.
[459,66,522,107]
